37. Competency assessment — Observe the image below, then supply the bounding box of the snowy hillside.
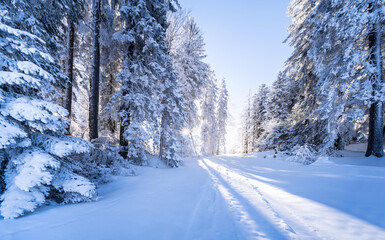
[1,151,384,240]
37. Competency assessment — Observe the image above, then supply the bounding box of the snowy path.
[1,152,385,240]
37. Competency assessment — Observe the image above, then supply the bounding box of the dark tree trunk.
[366,3,384,157]
[119,98,131,159]
[159,112,166,161]
[0,150,8,194]
[119,111,130,159]
[64,19,75,134]
[335,135,344,151]
[89,0,101,141]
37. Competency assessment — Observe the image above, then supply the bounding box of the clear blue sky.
[177,0,293,150]
[178,0,292,107]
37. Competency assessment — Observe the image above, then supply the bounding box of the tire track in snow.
[206,156,385,240]
[203,158,320,240]
[183,177,215,240]
[199,159,291,240]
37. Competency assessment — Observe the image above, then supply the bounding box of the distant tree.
[200,74,218,155]
[241,91,252,154]
[166,11,210,155]
[216,78,229,154]
[250,84,269,151]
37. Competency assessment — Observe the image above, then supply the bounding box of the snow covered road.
[1,152,385,240]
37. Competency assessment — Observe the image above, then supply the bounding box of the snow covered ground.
[1,151,385,240]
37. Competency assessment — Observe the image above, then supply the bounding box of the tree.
[166,11,210,134]
[99,0,123,140]
[200,74,218,155]
[89,0,101,141]
[365,1,384,157]
[258,71,294,151]
[116,0,184,166]
[64,0,85,133]
[216,78,229,154]
[0,1,95,219]
[250,84,269,151]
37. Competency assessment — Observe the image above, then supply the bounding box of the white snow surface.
[0,151,385,240]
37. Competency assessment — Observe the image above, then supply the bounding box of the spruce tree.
[0,1,95,219]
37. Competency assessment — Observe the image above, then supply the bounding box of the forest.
[241,0,385,162]
[0,0,228,219]
[1,0,385,239]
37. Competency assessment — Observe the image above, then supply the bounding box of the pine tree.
[216,78,229,155]
[63,0,85,133]
[166,11,210,134]
[99,0,122,140]
[116,0,184,166]
[250,84,269,151]
[0,1,95,219]
[259,71,294,151]
[270,0,385,157]
[200,74,218,155]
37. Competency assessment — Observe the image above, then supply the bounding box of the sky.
[178,0,293,152]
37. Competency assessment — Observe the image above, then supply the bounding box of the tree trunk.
[119,41,134,159]
[89,0,101,141]
[0,150,7,194]
[159,112,166,161]
[119,117,129,159]
[64,19,75,134]
[366,3,384,157]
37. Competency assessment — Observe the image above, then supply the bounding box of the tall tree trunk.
[119,41,134,159]
[89,0,101,141]
[64,19,75,134]
[366,3,384,157]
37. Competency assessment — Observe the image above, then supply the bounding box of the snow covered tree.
[241,91,252,154]
[116,0,184,166]
[200,74,218,155]
[166,11,210,135]
[250,84,269,151]
[361,1,384,157]
[216,78,228,154]
[0,1,95,219]
[259,71,295,151]
[63,0,85,133]
[99,0,123,140]
[287,0,385,155]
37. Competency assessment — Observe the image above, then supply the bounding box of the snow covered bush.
[71,138,136,185]
[0,5,96,219]
[286,145,318,165]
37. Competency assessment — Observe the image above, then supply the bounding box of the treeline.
[0,0,227,219]
[242,0,385,159]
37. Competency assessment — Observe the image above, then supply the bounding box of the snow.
[0,71,40,87]
[1,151,385,239]
[0,22,45,44]
[17,61,55,83]
[1,150,60,219]
[0,116,27,149]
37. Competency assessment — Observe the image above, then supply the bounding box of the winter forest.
[1,0,385,239]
